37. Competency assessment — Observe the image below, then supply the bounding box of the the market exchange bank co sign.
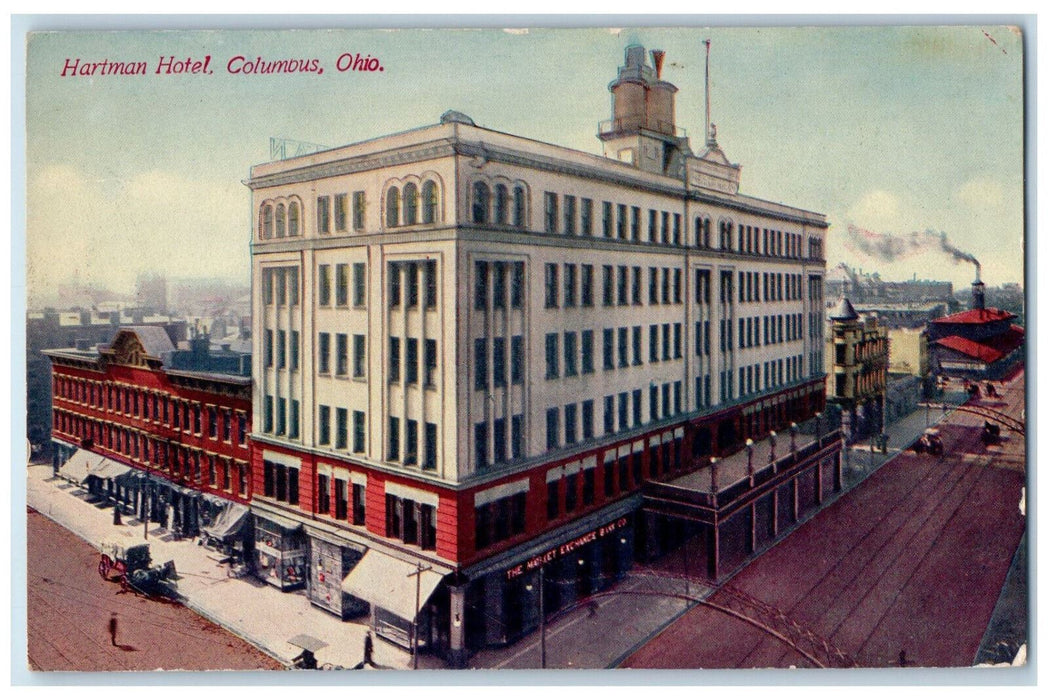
[505,517,629,581]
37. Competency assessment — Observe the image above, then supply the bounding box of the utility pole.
[538,566,546,669]
[407,562,432,670]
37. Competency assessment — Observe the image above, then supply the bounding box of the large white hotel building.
[247,45,837,666]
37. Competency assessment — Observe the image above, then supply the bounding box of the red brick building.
[46,327,252,550]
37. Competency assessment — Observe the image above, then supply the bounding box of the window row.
[712,220,811,260]
[471,181,527,228]
[474,414,525,469]
[262,266,301,306]
[52,377,247,445]
[263,329,301,371]
[262,395,301,440]
[318,262,366,308]
[53,411,248,496]
[262,459,299,505]
[543,263,683,310]
[390,260,438,309]
[736,271,804,303]
[474,260,525,311]
[317,405,366,453]
[387,181,441,228]
[474,336,525,390]
[316,475,366,526]
[260,200,303,239]
[389,336,438,387]
[317,332,366,378]
[318,191,366,234]
[542,192,684,247]
[386,494,437,550]
[733,313,805,349]
[474,491,526,550]
[388,417,439,470]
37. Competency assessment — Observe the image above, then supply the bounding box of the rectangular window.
[263,329,273,368]
[288,268,299,306]
[632,326,642,366]
[617,203,627,239]
[661,211,670,243]
[581,264,594,307]
[335,407,348,449]
[674,323,682,359]
[650,385,659,421]
[564,195,577,234]
[336,333,349,376]
[407,262,420,307]
[602,201,613,237]
[317,264,332,306]
[581,198,593,235]
[617,265,628,305]
[511,335,523,385]
[632,388,642,427]
[289,400,300,439]
[545,333,559,379]
[334,193,348,232]
[318,405,331,445]
[406,337,419,384]
[352,483,366,525]
[544,192,558,233]
[510,261,524,309]
[564,403,577,445]
[424,260,437,309]
[491,262,506,310]
[603,328,614,370]
[602,265,614,306]
[509,414,521,458]
[335,263,349,306]
[318,332,331,374]
[475,422,488,468]
[276,330,286,369]
[475,261,488,310]
[424,338,437,386]
[544,263,559,308]
[546,408,559,450]
[604,395,615,435]
[617,327,628,368]
[649,267,659,304]
[582,399,594,440]
[475,338,488,391]
[673,213,681,245]
[631,266,642,305]
[335,479,348,520]
[352,190,366,231]
[352,410,365,453]
[492,418,506,464]
[353,334,366,378]
[492,337,506,388]
[289,330,299,371]
[389,337,401,382]
[565,472,578,512]
[662,323,671,361]
[317,196,330,233]
[564,331,578,377]
[564,263,577,307]
[631,206,641,240]
[390,262,402,307]
[352,262,366,306]
[648,209,658,241]
[581,329,594,374]
[618,392,628,432]
[547,480,560,521]
[405,419,418,465]
[424,422,437,470]
[389,416,400,461]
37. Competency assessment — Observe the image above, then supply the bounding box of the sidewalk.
[26,463,437,671]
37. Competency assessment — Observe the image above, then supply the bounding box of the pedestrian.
[363,631,373,667]
[898,649,907,667]
[108,612,118,646]
[113,505,122,526]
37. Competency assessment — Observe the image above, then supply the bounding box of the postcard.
[22,23,1027,676]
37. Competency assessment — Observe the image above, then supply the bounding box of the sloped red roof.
[934,326,1024,364]
[931,307,1016,325]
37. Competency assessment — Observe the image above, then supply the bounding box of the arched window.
[261,204,273,238]
[288,202,300,236]
[403,183,419,225]
[386,187,400,228]
[703,218,712,247]
[275,204,286,238]
[472,182,489,224]
[494,184,509,225]
[512,185,526,227]
[422,180,438,223]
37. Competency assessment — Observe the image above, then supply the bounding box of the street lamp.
[768,431,777,464]
[789,422,798,454]
[710,457,719,496]
[525,566,547,669]
[745,438,755,487]
[814,412,823,442]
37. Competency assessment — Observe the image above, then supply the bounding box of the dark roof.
[934,325,1024,364]
[931,307,1016,325]
[122,325,175,357]
[829,297,859,321]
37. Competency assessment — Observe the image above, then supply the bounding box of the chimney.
[651,49,665,79]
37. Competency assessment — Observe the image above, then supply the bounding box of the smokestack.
[651,49,665,79]
[971,263,986,311]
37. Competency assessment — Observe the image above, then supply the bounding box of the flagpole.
[704,39,711,144]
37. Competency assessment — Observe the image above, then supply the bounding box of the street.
[26,507,285,672]
[622,370,1026,669]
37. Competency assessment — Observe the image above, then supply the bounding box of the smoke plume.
[845,225,980,269]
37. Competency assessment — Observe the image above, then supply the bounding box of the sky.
[24,24,1026,307]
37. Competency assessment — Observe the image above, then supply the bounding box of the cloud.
[27,163,248,304]
[844,189,903,232]
[954,177,1006,210]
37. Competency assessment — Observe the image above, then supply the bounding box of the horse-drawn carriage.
[98,539,176,595]
[911,428,944,456]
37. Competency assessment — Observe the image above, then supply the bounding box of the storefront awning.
[341,550,446,622]
[202,503,250,540]
[93,461,132,481]
[58,449,132,485]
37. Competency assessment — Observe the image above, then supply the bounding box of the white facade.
[247,113,827,489]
